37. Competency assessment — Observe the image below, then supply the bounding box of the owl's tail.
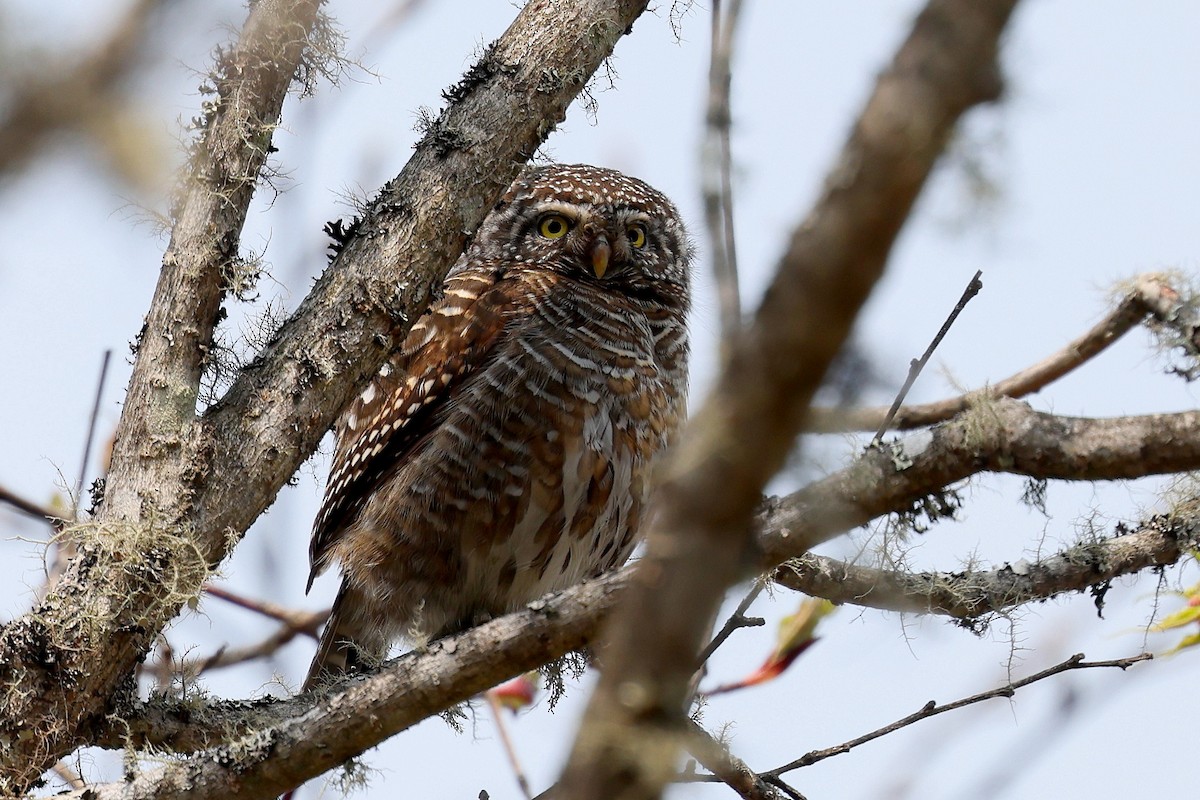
[303,583,387,692]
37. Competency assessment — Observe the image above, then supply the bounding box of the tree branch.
[1,1,324,787]
[177,610,328,678]
[757,399,1200,567]
[870,269,983,444]
[702,0,746,345]
[697,582,765,665]
[765,652,1151,776]
[774,516,1200,622]
[203,584,324,635]
[682,719,792,800]
[77,571,628,798]
[0,484,62,526]
[559,3,1019,797]
[807,273,1186,433]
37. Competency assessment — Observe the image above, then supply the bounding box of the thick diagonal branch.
[558,3,1020,798]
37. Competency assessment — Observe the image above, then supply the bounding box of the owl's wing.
[307,264,517,591]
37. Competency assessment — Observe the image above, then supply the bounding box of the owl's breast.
[343,275,687,629]
[444,285,678,584]
[521,283,684,436]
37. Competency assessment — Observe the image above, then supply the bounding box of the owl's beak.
[590,236,611,278]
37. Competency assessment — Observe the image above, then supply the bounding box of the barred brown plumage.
[304,164,691,689]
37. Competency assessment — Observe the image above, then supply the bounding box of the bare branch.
[204,584,324,635]
[559,3,1019,797]
[697,582,765,665]
[179,611,328,676]
[30,398,1200,786]
[80,571,628,797]
[809,273,1185,433]
[174,587,329,678]
[765,652,1151,776]
[0,0,326,789]
[74,350,112,514]
[682,720,790,800]
[871,270,982,444]
[758,399,1200,567]
[77,400,1200,791]
[0,485,62,526]
[103,0,326,529]
[702,0,746,345]
[774,516,1200,622]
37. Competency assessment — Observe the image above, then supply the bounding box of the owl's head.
[461,164,692,303]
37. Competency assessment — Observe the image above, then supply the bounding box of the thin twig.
[813,273,1180,434]
[183,585,327,675]
[203,583,324,636]
[487,693,533,800]
[74,349,112,515]
[0,485,61,525]
[766,652,1151,776]
[871,270,983,444]
[703,0,746,347]
[179,609,329,676]
[51,348,109,591]
[697,582,765,666]
[6,481,74,596]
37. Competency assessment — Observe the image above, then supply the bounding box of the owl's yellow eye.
[538,214,571,239]
[627,224,647,249]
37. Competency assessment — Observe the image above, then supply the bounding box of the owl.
[304,164,691,688]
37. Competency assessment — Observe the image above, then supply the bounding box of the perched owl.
[304,164,691,688]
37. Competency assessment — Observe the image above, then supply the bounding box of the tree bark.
[0,0,654,792]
